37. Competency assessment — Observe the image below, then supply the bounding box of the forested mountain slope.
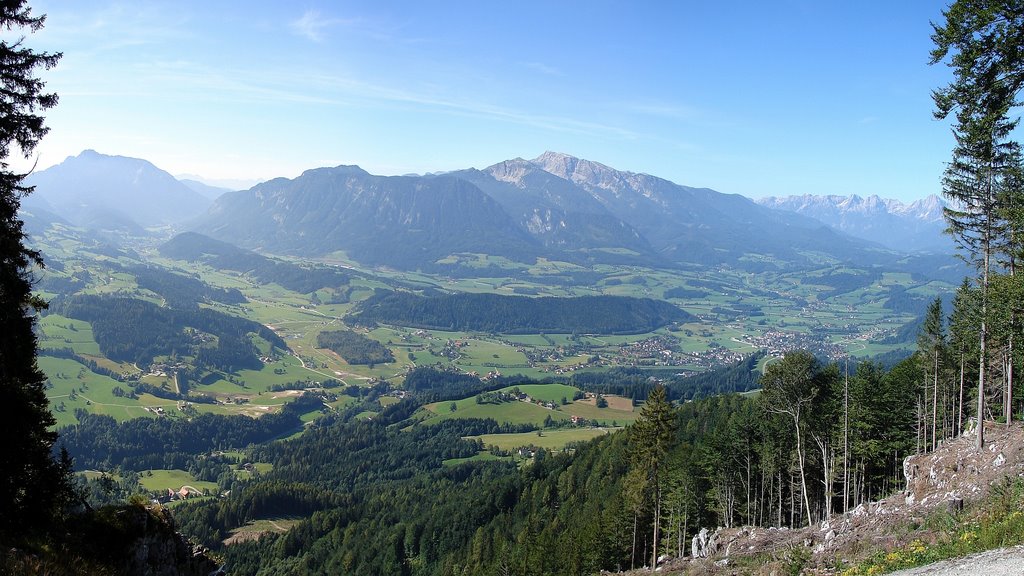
[193,153,920,274]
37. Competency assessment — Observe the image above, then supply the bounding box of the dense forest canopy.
[160,353,929,575]
[57,294,285,370]
[128,264,247,308]
[316,329,395,366]
[348,290,693,334]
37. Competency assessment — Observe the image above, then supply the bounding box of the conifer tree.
[628,384,675,569]
[0,0,68,541]
[931,0,1024,448]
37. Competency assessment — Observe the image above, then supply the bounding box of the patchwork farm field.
[28,223,947,438]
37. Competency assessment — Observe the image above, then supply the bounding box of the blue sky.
[16,1,965,200]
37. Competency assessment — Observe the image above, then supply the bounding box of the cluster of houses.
[154,486,204,504]
[464,369,503,380]
[732,329,847,361]
[145,362,187,379]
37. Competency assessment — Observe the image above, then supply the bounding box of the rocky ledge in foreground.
[4,504,222,576]
[642,422,1024,575]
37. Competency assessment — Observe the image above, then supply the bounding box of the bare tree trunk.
[1009,254,1016,427]
[631,511,637,571]
[794,417,813,527]
[843,359,850,514]
[923,371,931,451]
[1008,330,1014,426]
[652,484,661,569]
[933,349,939,450]
[978,218,990,450]
[921,393,929,453]
[979,318,987,450]
[959,352,965,435]
[777,470,783,528]
[789,472,795,528]
[815,434,833,522]
[746,453,752,524]
[681,492,689,558]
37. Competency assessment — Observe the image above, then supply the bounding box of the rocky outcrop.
[691,527,719,558]
[59,504,222,576]
[117,506,222,576]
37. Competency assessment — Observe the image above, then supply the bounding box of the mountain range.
[195,152,910,273]
[20,149,957,277]
[757,193,949,252]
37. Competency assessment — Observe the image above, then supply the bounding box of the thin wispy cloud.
[300,71,639,139]
[290,10,358,43]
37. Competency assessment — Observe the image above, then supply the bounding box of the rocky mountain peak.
[899,194,946,222]
[484,158,535,185]
[531,151,620,187]
[531,151,580,178]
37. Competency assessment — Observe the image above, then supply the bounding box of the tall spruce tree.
[628,384,676,569]
[931,0,1024,449]
[0,0,68,541]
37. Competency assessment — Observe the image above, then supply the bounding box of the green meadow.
[138,469,218,494]
[470,428,614,452]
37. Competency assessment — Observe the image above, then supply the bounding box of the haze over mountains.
[22,150,211,230]
[21,149,956,276]
[757,193,949,252]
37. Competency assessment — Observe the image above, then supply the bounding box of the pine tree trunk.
[933,349,939,450]
[1008,330,1014,426]
[794,417,813,527]
[959,352,965,435]
[978,205,990,450]
[979,313,987,449]
[651,484,661,569]
[631,510,637,571]
[843,361,850,514]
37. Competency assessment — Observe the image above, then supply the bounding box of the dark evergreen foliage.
[316,329,394,365]
[78,351,922,575]
[567,353,763,401]
[0,0,72,542]
[57,395,316,470]
[349,290,692,334]
[59,294,285,369]
[662,286,708,299]
[402,366,538,404]
[129,264,246,307]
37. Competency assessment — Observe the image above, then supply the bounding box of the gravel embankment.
[886,546,1024,576]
